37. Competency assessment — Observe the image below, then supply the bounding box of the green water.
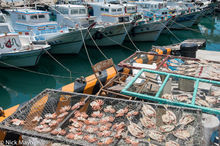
[1,14,220,109]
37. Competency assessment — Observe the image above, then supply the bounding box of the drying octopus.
[115,107,129,117]
[90,99,104,110]
[103,105,116,113]
[71,100,85,110]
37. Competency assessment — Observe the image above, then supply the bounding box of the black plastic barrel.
[180,43,198,58]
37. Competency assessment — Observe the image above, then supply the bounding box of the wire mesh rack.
[122,69,220,115]
[118,51,220,82]
[0,89,204,146]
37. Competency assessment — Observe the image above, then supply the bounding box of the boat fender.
[0,107,5,117]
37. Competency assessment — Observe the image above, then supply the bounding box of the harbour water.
[0,13,220,109]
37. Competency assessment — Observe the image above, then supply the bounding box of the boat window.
[30,15,38,20]
[124,17,129,22]
[38,15,45,19]
[79,9,86,14]
[132,7,135,10]
[127,7,132,11]
[17,14,22,20]
[71,9,78,14]
[22,15,26,20]
[60,8,69,14]
[105,8,109,12]
[117,8,122,12]
[100,7,104,11]
[118,17,123,22]
[0,26,10,33]
[112,9,116,12]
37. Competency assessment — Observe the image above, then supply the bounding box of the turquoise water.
[0,14,220,109]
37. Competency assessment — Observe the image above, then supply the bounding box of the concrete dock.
[197,50,220,62]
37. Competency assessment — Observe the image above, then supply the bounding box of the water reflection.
[0,85,11,109]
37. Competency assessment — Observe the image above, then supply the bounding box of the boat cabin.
[0,12,14,34]
[88,3,130,23]
[7,9,67,41]
[123,4,137,14]
[131,1,170,17]
[53,4,96,27]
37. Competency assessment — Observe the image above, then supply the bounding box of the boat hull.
[168,11,200,29]
[0,46,50,67]
[86,23,131,46]
[47,29,88,54]
[126,20,168,42]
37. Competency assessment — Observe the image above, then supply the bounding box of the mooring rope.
[0,60,78,79]
[42,48,72,79]
[99,31,136,52]
[122,22,140,51]
[87,28,109,60]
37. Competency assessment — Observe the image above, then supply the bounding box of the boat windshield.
[70,8,86,15]
[0,15,6,23]
[0,26,10,33]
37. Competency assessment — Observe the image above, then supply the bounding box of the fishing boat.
[6,9,87,54]
[0,12,50,67]
[0,32,50,67]
[126,1,171,41]
[85,2,133,46]
[166,1,202,29]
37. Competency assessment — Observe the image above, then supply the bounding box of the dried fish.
[142,104,156,117]
[140,115,156,129]
[162,110,177,125]
[205,96,217,104]
[148,130,165,142]
[196,98,210,107]
[128,121,145,138]
[178,115,195,126]
[165,140,180,146]
[175,94,191,103]
[173,129,190,140]
[159,125,175,133]
[162,94,174,100]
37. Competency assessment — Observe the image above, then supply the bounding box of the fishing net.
[0,89,204,146]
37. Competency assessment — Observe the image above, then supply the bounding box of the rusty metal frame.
[118,51,220,82]
[92,58,118,87]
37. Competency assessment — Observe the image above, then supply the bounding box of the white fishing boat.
[167,1,202,29]
[0,12,50,67]
[125,1,170,41]
[6,9,87,54]
[85,2,133,46]
[50,4,96,52]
